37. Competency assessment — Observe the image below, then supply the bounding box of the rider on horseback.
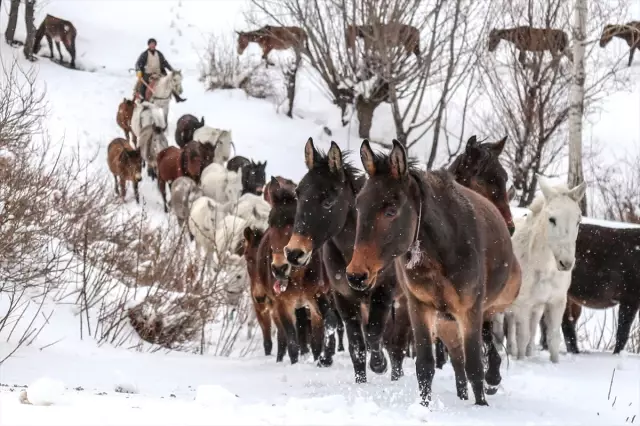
[135,38,186,103]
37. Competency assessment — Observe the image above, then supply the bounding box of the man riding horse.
[135,38,186,103]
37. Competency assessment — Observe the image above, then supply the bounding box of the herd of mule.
[95,12,640,408]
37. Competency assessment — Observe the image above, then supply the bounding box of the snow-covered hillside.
[1,0,640,424]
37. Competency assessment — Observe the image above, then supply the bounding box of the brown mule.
[253,176,338,365]
[345,23,421,58]
[346,140,521,407]
[156,141,203,213]
[488,26,572,67]
[107,138,143,204]
[32,14,77,68]
[599,22,640,67]
[236,25,307,67]
[116,98,136,146]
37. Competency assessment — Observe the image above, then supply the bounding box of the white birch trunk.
[568,0,587,214]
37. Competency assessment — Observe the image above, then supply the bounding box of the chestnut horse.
[347,140,521,407]
[488,26,572,67]
[156,141,203,213]
[107,138,142,204]
[33,14,77,69]
[116,98,136,146]
[236,25,307,67]
[285,139,410,382]
[345,23,420,58]
[599,22,640,67]
[253,176,338,365]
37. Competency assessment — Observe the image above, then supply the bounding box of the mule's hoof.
[390,369,404,381]
[317,356,333,368]
[369,353,388,375]
[485,385,499,396]
[338,344,345,352]
[457,389,469,400]
[355,373,366,384]
[475,398,489,406]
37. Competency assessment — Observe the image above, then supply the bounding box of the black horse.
[227,155,267,196]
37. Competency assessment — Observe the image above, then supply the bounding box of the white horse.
[138,124,168,179]
[493,176,586,363]
[188,196,234,266]
[227,192,270,231]
[192,126,235,164]
[170,176,204,228]
[200,163,243,204]
[145,70,184,125]
[131,101,166,144]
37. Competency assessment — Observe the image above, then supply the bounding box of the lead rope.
[406,186,423,270]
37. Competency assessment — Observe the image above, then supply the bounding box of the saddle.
[134,74,160,102]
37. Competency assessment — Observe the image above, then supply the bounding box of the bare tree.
[567,0,587,214]
[5,0,21,46]
[247,0,484,164]
[477,0,630,207]
[23,0,37,61]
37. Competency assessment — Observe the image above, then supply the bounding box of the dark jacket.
[135,49,173,75]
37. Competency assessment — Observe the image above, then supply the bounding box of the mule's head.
[450,135,515,234]
[124,148,143,182]
[599,24,617,47]
[346,140,419,291]
[285,138,359,268]
[236,31,250,55]
[534,175,587,272]
[242,160,267,196]
[488,28,501,52]
[266,176,298,281]
[170,70,184,95]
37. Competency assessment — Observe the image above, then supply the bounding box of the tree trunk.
[355,95,380,139]
[568,0,587,214]
[4,0,21,45]
[23,0,37,61]
[285,50,302,118]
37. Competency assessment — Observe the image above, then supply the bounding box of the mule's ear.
[360,139,376,176]
[200,116,205,125]
[270,175,280,189]
[489,136,507,156]
[536,174,556,200]
[327,141,345,181]
[304,137,318,170]
[568,181,587,203]
[389,139,408,180]
[243,226,254,243]
[207,199,216,211]
[465,135,478,153]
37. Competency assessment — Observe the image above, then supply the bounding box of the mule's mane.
[313,148,364,191]
[368,148,422,177]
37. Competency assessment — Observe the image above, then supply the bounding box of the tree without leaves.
[476,0,630,207]
[247,0,485,165]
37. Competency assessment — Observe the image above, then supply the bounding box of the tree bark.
[23,0,37,61]
[568,0,587,214]
[285,50,302,118]
[356,95,380,139]
[5,0,21,45]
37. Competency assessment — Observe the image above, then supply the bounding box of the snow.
[0,0,639,424]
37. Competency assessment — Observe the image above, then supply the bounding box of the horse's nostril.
[285,248,304,264]
[346,272,368,289]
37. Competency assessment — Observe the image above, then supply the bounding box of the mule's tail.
[32,20,47,55]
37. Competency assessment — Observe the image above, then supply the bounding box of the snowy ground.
[1,0,640,424]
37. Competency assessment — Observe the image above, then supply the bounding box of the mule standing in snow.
[138,124,168,179]
[599,22,640,67]
[236,25,308,67]
[32,14,77,68]
[192,126,235,165]
[487,26,572,68]
[156,142,203,213]
[130,101,166,147]
[494,176,586,363]
[175,114,205,147]
[200,163,243,205]
[116,98,136,145]
[285,139,409,381]
[170,176,203,229]
[107,138,143,204]
[226,157,267,196]
[346,140,521,407]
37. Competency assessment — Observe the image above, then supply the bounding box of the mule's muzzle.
[346,272,371,291]
[271,262,291,280]
[556,259,574,272]
[284,247,311,267]
[135,173,142,182]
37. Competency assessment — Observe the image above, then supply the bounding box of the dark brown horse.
[156,141,203,213]
[488,26,572,67]
[236,25,307,67]
[33,14,77,69]
[107,138,143,204]
[346,140,521,407]
[599,22,640,67]
[285,139,411,382]
[252,176,338,365]
[345,23,421,58]
[116,98,136,146]
[175,114,205,148]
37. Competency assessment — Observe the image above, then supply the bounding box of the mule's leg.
[315,292,339,335]
[406,295,436,407]
[335,305,345,352]
[506,311,517,357]
[119,177,127,201]
[628,48,636,67]
[492,313,505,348]
[66,42,76,68]
[527,304,545,357]
[437,320,468,400]
[158,179,168,213]
[334,292,367,383]
[254,302,273,355]
[514,308,531,360]
[295,307,310,356]
[271,309,288,362]
[461,305,489,406]
[133,179,140,204]
[539,315,549,350]
[518,50,527,68]
[435,338,447,369]
[562,302,581,354]
[308,307,325,362]
[483,320,502,395]
[365,285,394,375]
[55,41,63,63]
[387,306,410,381]
[544,298,567,363]
[46,35,53,58]
[275,300,300,365]
[613,299,640,354]
[113,174,120,196]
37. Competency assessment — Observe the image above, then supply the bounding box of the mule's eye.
[384,206,398,217]
[549,217,556,226]
[322,198,335,209]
